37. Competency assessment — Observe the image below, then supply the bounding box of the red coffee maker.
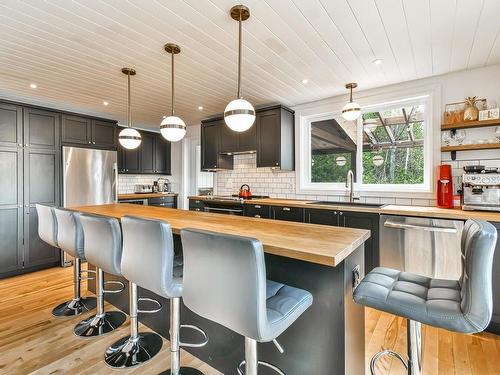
[437,164,454,208]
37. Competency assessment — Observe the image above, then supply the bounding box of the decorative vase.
[463,96,479,121]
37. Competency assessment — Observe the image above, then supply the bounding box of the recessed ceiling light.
[198,106,204,111]
[302,79,308,84]
[372,58,383,65]
[103,101,109,106]
[30,83,37,89]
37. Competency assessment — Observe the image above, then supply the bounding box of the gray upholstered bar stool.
[181,228,314,375]
[354,219,498,375]
[105,216,208,371]
[73,213,127,337]
[51,207,97,316]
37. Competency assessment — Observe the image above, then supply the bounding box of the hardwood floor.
[1,266,499,375]
[0,266,221,375]
[365,307,500,375]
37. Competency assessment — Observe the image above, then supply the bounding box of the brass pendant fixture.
[342,82,361,121]
[160,43,186,142]
[118,68,141,150]
[224,4,256,133]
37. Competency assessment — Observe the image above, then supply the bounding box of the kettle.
[238,184,252,199]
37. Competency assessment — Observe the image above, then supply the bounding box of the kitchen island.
[72,203,370,374]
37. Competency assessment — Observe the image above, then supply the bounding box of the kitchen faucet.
[346,170,358,203]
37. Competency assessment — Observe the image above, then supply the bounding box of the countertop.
[119,193,178,200]
[70,203,370,267]
[188,196,500,222]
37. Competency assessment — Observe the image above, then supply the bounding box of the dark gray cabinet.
[118,130,171,175]
[63,115,117,149]
[200,120,233,171]
[245,204,271,219]
[306,208,379,273]
[200,104,293,171]
[148,196,177,209]
[189,199,204,212]
[0,104,60,278]
[272,205,304,222]
[256,106,294,170]
[0,103,23,147]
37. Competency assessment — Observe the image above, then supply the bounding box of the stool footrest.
[137,297,162,314]
[237,360,285,375]
[370,349,408,375]
[179,324,209,348]
[103,280,126,294]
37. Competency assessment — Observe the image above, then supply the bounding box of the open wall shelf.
[441,118,500,131]
[441,143,500,152]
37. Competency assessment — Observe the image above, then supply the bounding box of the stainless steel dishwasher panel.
[380,215,464,280]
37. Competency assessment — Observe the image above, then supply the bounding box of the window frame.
[296,85,440,198]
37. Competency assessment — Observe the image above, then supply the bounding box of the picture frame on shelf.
[479,108,500,121]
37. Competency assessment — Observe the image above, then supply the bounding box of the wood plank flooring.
[1,266,499,374]
[0,266,221,375]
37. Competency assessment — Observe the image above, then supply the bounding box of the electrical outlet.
[352,265,361,291]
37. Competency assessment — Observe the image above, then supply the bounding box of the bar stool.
[180,228,313,375]
[74,213,127,338]
[105,216,208,371]
[51,208,97,317]
[354,219,498,375]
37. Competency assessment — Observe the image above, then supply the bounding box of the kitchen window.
[298,94,434,195]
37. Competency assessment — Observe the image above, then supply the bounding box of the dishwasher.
[380,215,464,280]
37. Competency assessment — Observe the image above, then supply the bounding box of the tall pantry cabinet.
[0,102,60,278]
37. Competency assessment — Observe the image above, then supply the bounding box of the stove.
[201,195,269,215]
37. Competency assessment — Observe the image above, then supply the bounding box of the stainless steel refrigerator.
[62,146,118,264]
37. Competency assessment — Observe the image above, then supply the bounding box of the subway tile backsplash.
[214,154,458,206]
[118,174,175,194]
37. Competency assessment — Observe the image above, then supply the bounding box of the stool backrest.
[181,228,267,339]
[35,204,57,247]
[120,216,181,298]
[459,219,498,331]
[54,208,84,259]
[79,213,123,276]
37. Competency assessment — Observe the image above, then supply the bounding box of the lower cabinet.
[148,196,177,209]
[188,199,204,212]
[271,205,304,222]
[245,204,271,219]
[305,208,379,273]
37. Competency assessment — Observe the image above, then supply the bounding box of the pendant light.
[118,68,141,150]
[342,82,361,121]
[160,43,186,142]
[224,5,255,132]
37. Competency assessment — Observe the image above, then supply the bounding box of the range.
[201,195,269,215]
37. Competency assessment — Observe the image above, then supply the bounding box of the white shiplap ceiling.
[0,0,499,130]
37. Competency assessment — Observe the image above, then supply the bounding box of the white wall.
[208,64,500,206]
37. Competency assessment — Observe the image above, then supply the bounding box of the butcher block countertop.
[70,203,370,267]
[188,196,500,222]
[118,193,178,200]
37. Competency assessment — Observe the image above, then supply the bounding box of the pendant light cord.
[349,86,353,103]
[237,15,242,99]
[127,72,132,128]
[171,51,175,116]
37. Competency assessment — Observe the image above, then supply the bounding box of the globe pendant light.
[224,5,255,132]
[118,68,141,150]
[342,82,361,121]
[160,43,186,142]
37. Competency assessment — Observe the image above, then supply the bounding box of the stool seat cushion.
[354,267,474,333]
[263,280,313,342]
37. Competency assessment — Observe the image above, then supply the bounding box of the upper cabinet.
[118,129,171,175]
[62,115,117,149]
[200,119,234,171]
[200,104,293,171]
[256,106,294,170]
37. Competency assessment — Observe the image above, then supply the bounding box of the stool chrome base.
[160,367,204,375]
[74,311,126,338]
[370,319,422,375]
[52,297,97,317]
[104,332,163,368]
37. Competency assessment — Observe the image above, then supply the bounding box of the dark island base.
[88,238,365,375]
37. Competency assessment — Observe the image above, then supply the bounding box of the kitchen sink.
[307,201,384,208]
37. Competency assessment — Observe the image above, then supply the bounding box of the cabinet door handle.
[254,205,261,209]
[339,212,343,216]
[88,141,91,144]
[195,208,200,211]
[92,141,96,144]
[333,211,337,215]
[18,143,22,147]
[25,143,28,147]
[282,207,291,211]
[254,214,261,218]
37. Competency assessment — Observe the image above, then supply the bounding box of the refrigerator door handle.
[113,162,119,203]
[383,219,458,233]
